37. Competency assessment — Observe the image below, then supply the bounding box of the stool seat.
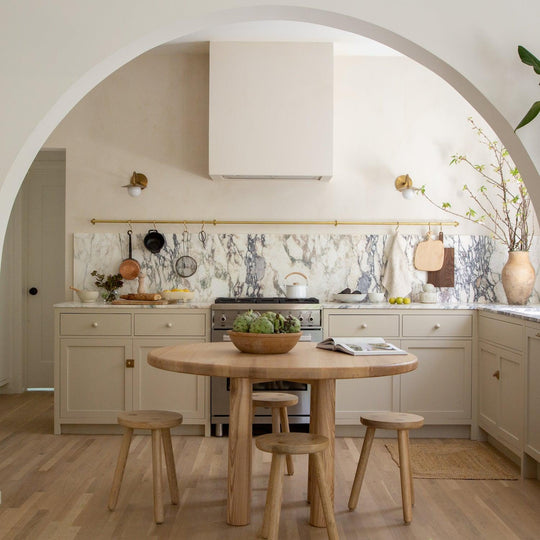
[257,432,338,540]
[109,409,183,524]
[253,391,299,476]
[349,411,424,525]
[361,412,424,431]
[252,392,299,408]
[118,410,183,430]
[256,432,328,455]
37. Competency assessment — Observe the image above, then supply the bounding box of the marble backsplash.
[73,233,540,303]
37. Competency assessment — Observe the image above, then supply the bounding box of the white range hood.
[209,42,333,181]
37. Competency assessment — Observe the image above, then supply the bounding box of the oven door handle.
[299,334,312,341]
[222,334,231,342]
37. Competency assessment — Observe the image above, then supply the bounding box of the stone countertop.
[54,301,212,309]
[323,301,540,323]
[55,301,540,323]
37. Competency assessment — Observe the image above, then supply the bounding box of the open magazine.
[316,337,406,356]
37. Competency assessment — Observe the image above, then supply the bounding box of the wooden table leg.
[309,379,335,528]
[227,377,253,526]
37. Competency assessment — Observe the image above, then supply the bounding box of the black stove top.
[214,296,319,304]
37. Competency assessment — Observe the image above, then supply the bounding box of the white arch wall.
[1,1,539,258]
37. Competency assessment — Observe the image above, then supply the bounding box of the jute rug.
[384,439,520,480]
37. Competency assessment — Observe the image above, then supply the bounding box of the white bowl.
[333,293,366,303]
[161,290,195,302]
[76,290,99,303]
[368,292,385,303]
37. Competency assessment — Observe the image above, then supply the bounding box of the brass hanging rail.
[90,218,459,227]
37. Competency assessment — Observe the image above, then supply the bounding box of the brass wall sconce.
[395,174,419,200]
[123,172,148,197]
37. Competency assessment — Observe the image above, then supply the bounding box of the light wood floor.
[1,393,540,539]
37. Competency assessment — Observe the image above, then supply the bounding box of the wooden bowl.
[228,331,302,354]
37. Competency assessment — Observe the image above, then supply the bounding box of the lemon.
[403,297,411,304]
[396,297,404,304]
[388,297,396,304]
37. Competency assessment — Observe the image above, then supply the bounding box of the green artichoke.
[249,316,274,334]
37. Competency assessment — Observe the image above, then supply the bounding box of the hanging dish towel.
[382,233,412,298]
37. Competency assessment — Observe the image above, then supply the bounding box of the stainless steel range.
[210,297,323,436]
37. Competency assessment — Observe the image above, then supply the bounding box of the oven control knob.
[220,315,227,323]
[298,316,304,322]
[309,316,314,322]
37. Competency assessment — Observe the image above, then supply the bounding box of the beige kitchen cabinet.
[54,307,211,435]
[57,338,133,429]
[525,325,540,464]
[323,309,474,429]
[478,313,524,455]
[400,339,472,423]
[133,338,207,424]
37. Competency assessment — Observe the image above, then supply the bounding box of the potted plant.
[91,271,124,303]
[515,46,540,132]
[421,117,535,304]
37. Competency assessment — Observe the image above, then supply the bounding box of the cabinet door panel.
[336,376,395,423]
[498,350,523,449]
[478,342,499,432]
[59,339,132,420]
[133,339,207,421]
[526,330,540,460]
[400,340,471,422]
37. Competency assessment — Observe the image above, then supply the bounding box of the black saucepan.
[143,229,165,254]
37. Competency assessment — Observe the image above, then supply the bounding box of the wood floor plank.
[1,392,540,539]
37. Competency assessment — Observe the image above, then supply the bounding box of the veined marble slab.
[73,233,540,304]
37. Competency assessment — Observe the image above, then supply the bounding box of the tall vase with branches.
[421,118,536,304]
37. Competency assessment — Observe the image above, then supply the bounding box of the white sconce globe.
[127,185,142,197]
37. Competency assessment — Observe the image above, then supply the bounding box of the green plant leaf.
[515,101,540,131]
[518,45,540,75]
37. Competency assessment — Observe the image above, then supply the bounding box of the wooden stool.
[108,410,183,524]
[253,392,299,475]
[348,412,424,524]
[256,432,338,540]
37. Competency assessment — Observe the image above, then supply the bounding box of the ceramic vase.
[501,251,535,305]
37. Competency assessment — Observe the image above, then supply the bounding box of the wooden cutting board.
[112,299,169,305]
[414,233,444,271]
[120,293,162,301]
[427,232,455,287]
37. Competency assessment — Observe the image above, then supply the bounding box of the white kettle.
[284,272,308,298]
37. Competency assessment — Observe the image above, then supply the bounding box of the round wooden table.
[148,341,417,528]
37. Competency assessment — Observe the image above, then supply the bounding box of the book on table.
[316,337,406,356]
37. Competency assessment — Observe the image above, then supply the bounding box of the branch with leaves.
[515,46,540,131]
[421,118,534,252]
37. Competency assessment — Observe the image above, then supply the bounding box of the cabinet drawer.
[60,313,132,336]
[134,313,207,337]
[403,314,472,337]
[326,314,399,337]
[479,315,523,351]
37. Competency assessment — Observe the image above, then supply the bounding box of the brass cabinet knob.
[126,359,134,368]
[360,323,367,329]
[434,323,441,329]
[493,370,500,380]
[166,322,173,328]
[91,322,99,328]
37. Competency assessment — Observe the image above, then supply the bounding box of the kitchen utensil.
[227,331,302,354]
[175,228,197,278]
[73,289,99,303]
[427,231,455,287]
[119,229,141,280]
[111,299,169,305]
[120,293,162,301]
[284,272,308,298]
[137,273,146,293]
[161,290,195,302]
[414,227,444,271]
[333,293,367,303]
[198,222,207,249]
[69,285,81,293]
[143,228,165,254]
